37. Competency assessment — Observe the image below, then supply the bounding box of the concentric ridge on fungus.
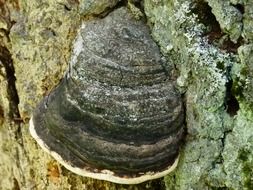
[29,7,185,184]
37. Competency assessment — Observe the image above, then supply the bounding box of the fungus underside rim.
[29,117,179,184]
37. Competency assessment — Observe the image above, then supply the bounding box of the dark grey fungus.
[29,7,185,184]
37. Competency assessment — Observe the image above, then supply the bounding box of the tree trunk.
[0,0,252,189]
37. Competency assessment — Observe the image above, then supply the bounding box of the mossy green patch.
[238,149,253,189]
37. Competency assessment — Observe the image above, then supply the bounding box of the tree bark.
[0,0,253,189]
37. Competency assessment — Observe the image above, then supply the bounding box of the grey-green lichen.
[235,44,253,107]
[206,0,243,43]
[216,0,253,41]
[144,0,253,189]
[242,1,253,41]
[79,0,120,16]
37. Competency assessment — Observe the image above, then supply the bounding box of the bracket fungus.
[29,7,185,184]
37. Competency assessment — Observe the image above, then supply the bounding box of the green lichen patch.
[232,44,253,116]
[144,0,253,189]
[242,2,253,41]
[238,147,253,189]
[206,0,243,43]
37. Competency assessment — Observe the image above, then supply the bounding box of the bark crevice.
[224,67,239,116]
[0,45,21,122]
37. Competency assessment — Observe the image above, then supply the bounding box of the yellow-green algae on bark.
[10,0,80,120]
[144,0,253,189]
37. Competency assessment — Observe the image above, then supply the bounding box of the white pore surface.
[29,117,179,184]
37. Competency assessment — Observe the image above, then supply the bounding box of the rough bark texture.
[0,0,253,189]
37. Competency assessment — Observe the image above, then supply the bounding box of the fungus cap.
[29,7,184,184]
